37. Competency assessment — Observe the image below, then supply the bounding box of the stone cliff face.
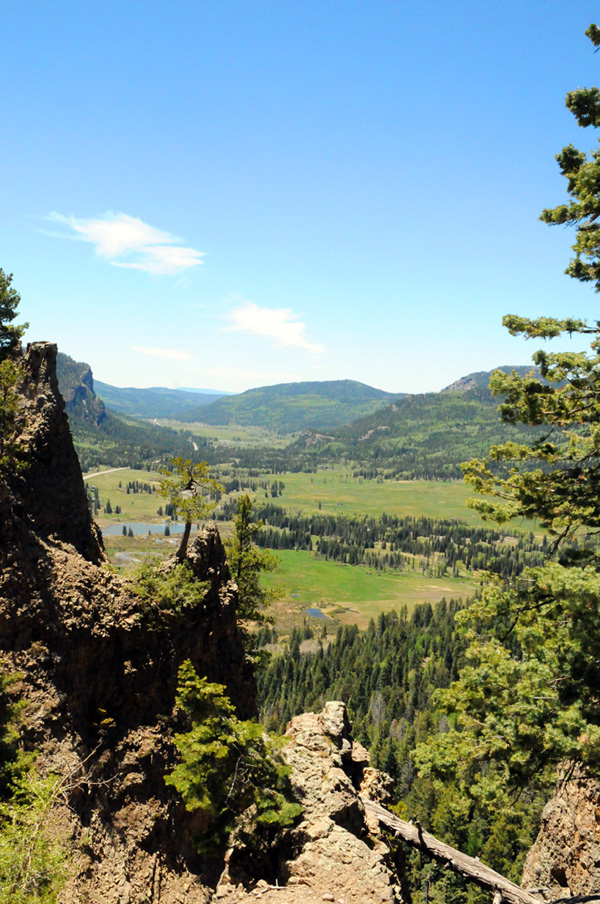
[522,765,600,899]
[0,343,255,902]
[56,350,107,426]
[217,702,407,904]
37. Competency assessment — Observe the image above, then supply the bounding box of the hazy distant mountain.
[177,386,232,395]
[181,380,401,432]
[94,381,227,420]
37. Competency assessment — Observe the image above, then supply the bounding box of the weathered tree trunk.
[362,798,542,904]
[176,520,192,559]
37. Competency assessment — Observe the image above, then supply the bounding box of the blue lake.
[304,607,329,620]
[102,522,186,536]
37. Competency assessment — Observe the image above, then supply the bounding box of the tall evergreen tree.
[419,24,600,808]
[225,494,279,622]
[0,271,27,362]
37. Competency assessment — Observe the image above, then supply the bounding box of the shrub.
[165,660,301,851]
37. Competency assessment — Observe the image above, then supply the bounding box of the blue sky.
[3,0,600,393]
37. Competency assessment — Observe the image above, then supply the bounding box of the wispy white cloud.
[226,300,325,353]
[131,345,195,361]
[46,212,204,275]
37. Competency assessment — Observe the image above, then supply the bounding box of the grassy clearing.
[84,468,164,523]
[264,549,477,631]
[89,466,515,632]
[272,471,477,520]
[156,420,295,448]
[250,469,541,534]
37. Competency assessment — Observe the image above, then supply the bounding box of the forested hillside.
[56,352,203,471]
[181,379,398,431]
[94,380,226,419]
[291,385,545,479]
[257,603,544,893]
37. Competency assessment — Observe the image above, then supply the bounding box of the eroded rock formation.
[1,343,254,902]
[522,764,600,899]
[216,702,407,904]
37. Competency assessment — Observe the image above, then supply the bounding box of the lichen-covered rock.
[522,764,600,899]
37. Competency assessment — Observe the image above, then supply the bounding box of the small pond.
[102,522,186,536]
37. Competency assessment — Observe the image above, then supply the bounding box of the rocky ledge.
[522,763,600,899]
[216,702,407,904]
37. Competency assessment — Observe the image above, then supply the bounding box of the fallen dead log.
[362,797,543,904]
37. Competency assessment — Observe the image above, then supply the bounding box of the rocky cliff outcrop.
[522,764,600,899]
[216,702,407,904]
[4,342,104,562]
[1,343,255,901]
[0,342,411,903]
[56,350,107,426]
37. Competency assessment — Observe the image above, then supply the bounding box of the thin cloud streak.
[226,300,325,353]
[47,212,204,275]
[131,345,195,361]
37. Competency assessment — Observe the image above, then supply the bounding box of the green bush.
[165,660,301,851]
[0,771,66,904]
[129,560,208,619]
[0,674,66,903]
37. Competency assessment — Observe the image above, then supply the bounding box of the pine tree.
[165,660,301,851]
[419,24,600,807]
[225,495,279,622]
[0,271,27,362]
[159,458,223,559]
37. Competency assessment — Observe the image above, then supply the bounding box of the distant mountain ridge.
[290,376,545,480]
[76,366,538,432]
[94,381,227,419]
[442,365,539,393]
[181,379,401,432]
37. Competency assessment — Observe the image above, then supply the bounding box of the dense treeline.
[257,603,465,766]
[70,413,211,473]
[257,602,543,899]
[219,502,547,579]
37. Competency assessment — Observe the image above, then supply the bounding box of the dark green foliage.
[0,360,27,474]
[0,271,27,362]
[165,660,301,851]
[224,495,279,622]
[539,26,600,289]
[292,383,546,480]
[221,502,547,580]
[257,602,544,892]
[0,674,66,903]
[128,560,208,619]
[409,30,600,899]
[257,602,466,755]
